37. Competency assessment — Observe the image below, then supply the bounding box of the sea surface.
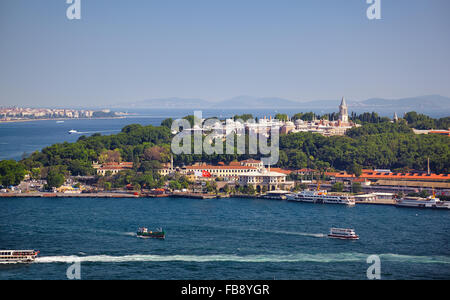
[0,197,449,280]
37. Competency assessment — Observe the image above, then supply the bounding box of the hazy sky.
[1,0,449,108]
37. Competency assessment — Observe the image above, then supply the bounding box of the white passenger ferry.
[287,190,355,205]
[0,250,39,263]
[396,195,450,210]
[328,228,359,240]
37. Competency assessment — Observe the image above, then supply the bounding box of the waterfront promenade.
[0,192,140,198]
[0,191,398,205]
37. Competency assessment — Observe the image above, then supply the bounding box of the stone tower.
[339,97,349,123]
[393,112,399,123]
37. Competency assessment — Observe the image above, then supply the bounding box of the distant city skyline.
[1,0,450,107]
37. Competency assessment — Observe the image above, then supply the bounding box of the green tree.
[169,180,182,191]
[161,118,174,128]
[347,163,362,178]
[30,168,41,180]
[223,184,230,194]
[103,182,112,191]
[331,182,344,192]
[46,170,65,189]
[0,160,26,187]
[247,185,255,195]
[352,182,362,194]
[275,113,288,122]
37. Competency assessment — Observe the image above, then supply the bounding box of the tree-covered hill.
[1,117,448,188]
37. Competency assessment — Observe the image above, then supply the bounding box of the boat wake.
[89,229,136,237]
[264,230,325,238]
[74,130,120,135]
[34,253,450,264]
[189,224,326,239]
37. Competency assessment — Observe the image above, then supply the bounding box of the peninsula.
[0,107,127,123]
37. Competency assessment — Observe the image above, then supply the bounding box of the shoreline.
[0,192,397,205]
[0,116,126,124]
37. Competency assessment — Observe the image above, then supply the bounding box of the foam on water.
[75,130,120,134]
[266,230,326,238]
[181,223,326,239]
[89,229,136,237]
[35,253,450,264]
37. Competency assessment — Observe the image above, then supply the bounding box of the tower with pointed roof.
[339,97,349,123]
[393,112,399,123]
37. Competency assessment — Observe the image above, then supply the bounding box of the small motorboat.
[68,129,78,134]
[327,228,359,240]
[137,227,165,239]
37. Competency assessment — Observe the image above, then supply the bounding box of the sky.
[0,0,450,108]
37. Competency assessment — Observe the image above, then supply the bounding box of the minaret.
[339,97,349,123]
[393,112,399,123]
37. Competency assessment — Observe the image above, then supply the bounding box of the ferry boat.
[327,228,359,240]
[396,195,450,210]
[0,250,39,263]
[137,227,165,239]
[287,190,355,205]
[286,190,328,203]
[260,190,290,200]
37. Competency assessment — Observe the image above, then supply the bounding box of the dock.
[355,200,396,206]
[171,192,217,199]
[0,192,140,198]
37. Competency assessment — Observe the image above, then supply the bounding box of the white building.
[339,97,349,123]
[238,167,293,191]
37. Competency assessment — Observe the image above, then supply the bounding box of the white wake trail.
[34,253,450,264]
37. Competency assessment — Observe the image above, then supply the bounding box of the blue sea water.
[0,197,449,280]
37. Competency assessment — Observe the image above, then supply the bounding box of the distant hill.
[115,97,211,109]
[214,96,302,109]
[350,95,450,117]
[113,95,450,118]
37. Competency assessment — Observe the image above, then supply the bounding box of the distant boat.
[56,120,64,123]
[287,190,356,205]
[137,227,165,239]
[328,228,359,240]
[0,250,40,263]
[68,129,78,134]
[396,195,450,209]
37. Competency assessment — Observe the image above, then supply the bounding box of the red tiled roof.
[269,168,292,175]
[185,165,257,170]
[334,171,449,180]
[99,166,127,170]
[101,162,133,168]
[296,168,317,173]
[429,130,450,135]
[241,159,261,163]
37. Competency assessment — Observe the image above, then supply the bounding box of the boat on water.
[396,195,450,210]
[137,227,165,239]
[327,228,359,240]
[287,190,356,205]
[260,190,290,200]
[68,129,78,134]
[0,250,39,263]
